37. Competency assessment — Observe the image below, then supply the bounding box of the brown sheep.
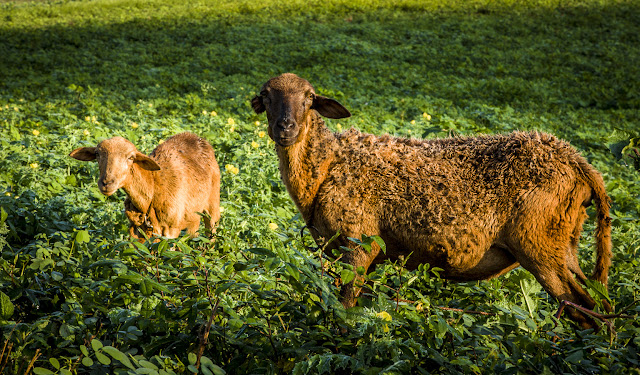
[251,73,613,329]
[70,132,221,240]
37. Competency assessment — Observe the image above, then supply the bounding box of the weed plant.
[1,0,639,374]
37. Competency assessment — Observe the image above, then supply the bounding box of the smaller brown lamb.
[70,132,221,240]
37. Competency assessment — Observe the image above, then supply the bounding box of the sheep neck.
[122,163,155,216]
[276,112,337,223]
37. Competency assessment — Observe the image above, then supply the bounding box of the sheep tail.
[581,159,613,288]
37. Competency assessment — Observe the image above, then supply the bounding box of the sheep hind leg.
[518,256,599,329]
[567,207,589,285]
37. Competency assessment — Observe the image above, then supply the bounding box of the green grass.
[1,0,639,374]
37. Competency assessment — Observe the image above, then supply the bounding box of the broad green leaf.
[82,357,94,367]
[0,291,14,319]
[91,338,103,352]
[188,352,197,365]
[585,279,612,303]
[341,269,356,285]
[80,345,90,357]
[32,368,55,375]
[96,352,111,365]
[103,346,135,369]
[139,360,159,370]
[247,247,276,257]
[49,358,60,370]
[75,230,90,244]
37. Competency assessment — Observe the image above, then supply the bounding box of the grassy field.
[1,0,639,374]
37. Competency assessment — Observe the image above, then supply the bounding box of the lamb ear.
[251,96,265,114]
[134,153,161,171]
[69,147,97,161]
[312,95,351,119]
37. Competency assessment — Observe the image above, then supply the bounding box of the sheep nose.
[277,118,296,130]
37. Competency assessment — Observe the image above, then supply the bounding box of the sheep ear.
[312,96,351,119]
[134,153,161,171]
[69,147,97,161]
[251,96,265,114]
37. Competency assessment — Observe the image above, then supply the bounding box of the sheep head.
[69,137,160,196]
[251,73,351,147]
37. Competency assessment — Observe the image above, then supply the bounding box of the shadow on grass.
[0,2,638,123]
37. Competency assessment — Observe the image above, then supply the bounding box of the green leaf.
[32,368,55,375]
[188,352,197,365]
[286,264,300,281]
[49,357,60,370]
[91,338,103,351]
[96,352,111,365]
[0,291,14,319]
[585,279,612,304]
[341,269,356,285]
[75,230,90,244]
[0,207,7,223]
[82,357,94,367]
[80,345,90,357]
[247,247,276,257]
[103,346,135,369]
[139,360,159,370]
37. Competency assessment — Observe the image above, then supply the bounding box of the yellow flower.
[29,163,38,169]
[251,141,260,148]
[202,110,208,115]
[158,139,164,144]
[13,107,19,112]
[92,116,97,123]
[376,311,392,321]
[219,206,225,214]
[376,311,392,333]
[225,164,239,175]
[422,112,432,121]
[85,116,91,122]
[336,123,342,132]
[255,121,260,126]
[230,126,235,133]
[227,117,235,125]
[32,129,40,136]
[268,223,279,231]
[83,129,90,136]
[258,131,266,138]
[5,192,11,196]
[130,122,139,129]
[210,111,217,117]
[148,103,153,108]
[410,120,416,125]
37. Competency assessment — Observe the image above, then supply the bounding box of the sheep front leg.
[338,243,379,308]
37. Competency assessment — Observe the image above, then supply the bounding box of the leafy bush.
[1,0,639,374]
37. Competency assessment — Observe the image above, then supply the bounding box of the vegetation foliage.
[1,0,639,373]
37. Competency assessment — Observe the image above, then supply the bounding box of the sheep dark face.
[251,73,351,147]
[70,137,160,196]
